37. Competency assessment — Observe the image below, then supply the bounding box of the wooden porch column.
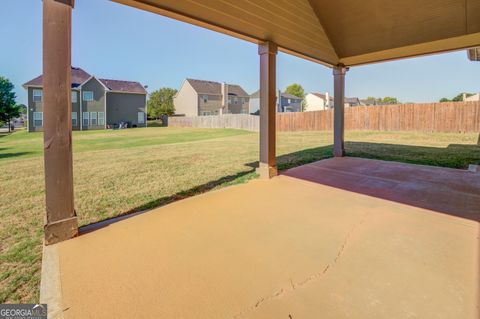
[257,42,278,178]
[333,65,348,157]
[43,0,78,245]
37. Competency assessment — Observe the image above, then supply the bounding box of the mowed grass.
[0,127,479,303]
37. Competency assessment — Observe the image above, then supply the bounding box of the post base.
[256,163,278,179]
[44,215,78,245]
[333,148,345,157]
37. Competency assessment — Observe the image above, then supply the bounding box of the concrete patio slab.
[45,158,479,319]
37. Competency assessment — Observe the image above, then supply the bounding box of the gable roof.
[186,79,248,97]
[23,67,91,88]
[310,92,333,101]
[99,79,147,94]
[281,92,302,99]
[23,67,146,94]
[345,97,361,104]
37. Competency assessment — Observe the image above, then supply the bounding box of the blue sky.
[1,0,479,105]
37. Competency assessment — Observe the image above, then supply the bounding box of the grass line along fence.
[169,101,480,133]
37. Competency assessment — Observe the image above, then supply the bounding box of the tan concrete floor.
[49,158,479,319]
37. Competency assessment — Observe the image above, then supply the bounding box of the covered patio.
[42,158,479,318]
[39,0,479,318]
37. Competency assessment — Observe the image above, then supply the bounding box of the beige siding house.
[23,67,147,132]
[174,79,249,116]
[304,92,332,111]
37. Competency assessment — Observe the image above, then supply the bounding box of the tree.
[147,87,177,119]
[284,83,305,99]
[366,96,399,104]
[382,96,398,104]
[17,103,27,115]
[439,92,474,102]
[285,83,306,110]
[0,76,20,132]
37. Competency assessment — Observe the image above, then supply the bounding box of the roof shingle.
[23,67,146,94]
[187,79,249,96]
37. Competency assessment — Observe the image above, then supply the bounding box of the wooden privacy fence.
[169,114,260,131]
[169,101,480,133]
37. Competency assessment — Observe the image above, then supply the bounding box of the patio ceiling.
[111,0,480,66]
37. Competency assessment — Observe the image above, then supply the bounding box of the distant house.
[305,92,364,110]
[23,67,147,132]
[249,90,303,113]
[173,79,249,116]
[345,97,362,107]
[304,92,332,111]
[463,93,480,102]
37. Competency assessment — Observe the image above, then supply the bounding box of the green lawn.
[0,127,479,303]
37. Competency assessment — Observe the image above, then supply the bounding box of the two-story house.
[304,92,332,111]
[249,90,303,113]
[23,67,147,132]
[173,79,250,116]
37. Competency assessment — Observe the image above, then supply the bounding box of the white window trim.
[83,112,89,126]
[33,89,42,102]
[71,91,77,103]
[90,112,97,125]
[202,95,208,103]
[72,112,77,126]
[98,112,105,126]
[83,91,94,101]
[33,112,43,127]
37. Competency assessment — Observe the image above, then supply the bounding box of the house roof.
[23,67,91,88]
[99,79,147,94]
[23,67,146,94]
[310,92,333,101]
[186,79,248,97]
[250,90,302,99]
[345,97,361,104]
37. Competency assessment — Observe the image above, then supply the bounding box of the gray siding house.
[173,79,250,116]
[249,90,303,113]
[23,67,147,132]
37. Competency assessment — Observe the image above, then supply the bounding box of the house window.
[83,112,89,126]
[137,112,145,124]
[98,112,105,125]
[72,112,77,126]
[90,112,97,125]
[83,91,94,101]
[288,99,291,103]
[71,91,77,103]
[201,111,211,116]
[33,112,43,127]
[33,89,42,102]
[234,97,238,104]
[202,95,208,103]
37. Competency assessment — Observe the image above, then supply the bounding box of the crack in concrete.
[232,212,370,319]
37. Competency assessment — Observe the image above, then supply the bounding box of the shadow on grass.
[0,151,34,160]
[345,141,480,169]
[80,140,479,233]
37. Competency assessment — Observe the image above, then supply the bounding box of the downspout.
[145,93,147,128]
[79,87,82,131]
[104,90,107,129]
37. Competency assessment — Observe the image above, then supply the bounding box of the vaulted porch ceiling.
[111,0,480,66]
